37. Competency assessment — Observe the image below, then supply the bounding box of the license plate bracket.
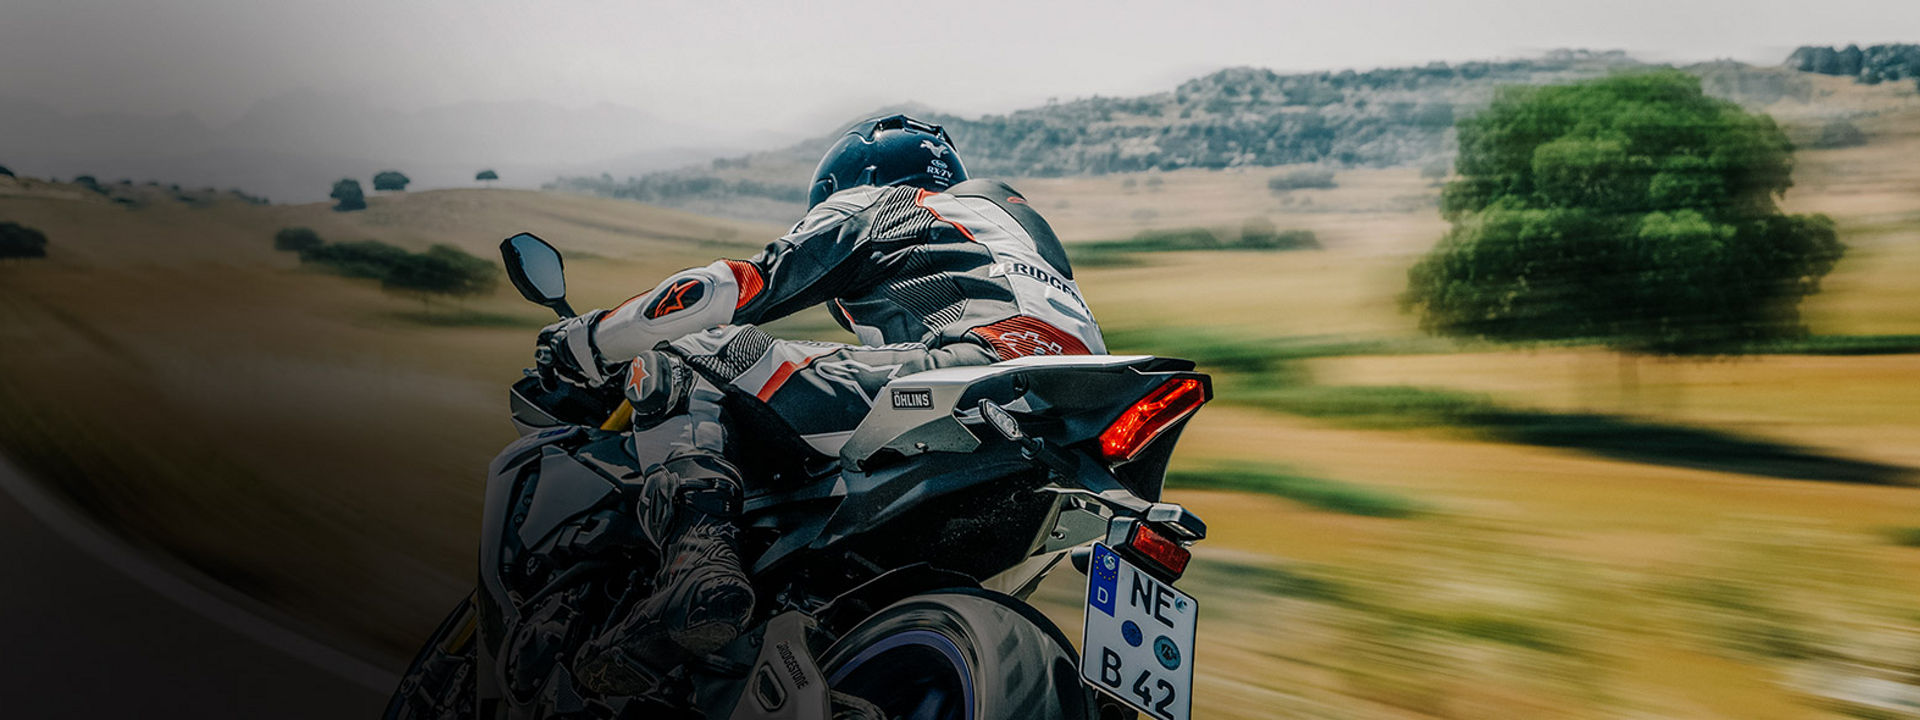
[1080,543,1197,720]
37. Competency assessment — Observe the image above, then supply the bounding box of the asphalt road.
[0,458,393,718]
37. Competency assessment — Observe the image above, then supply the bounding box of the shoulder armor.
[944,179,1073,279]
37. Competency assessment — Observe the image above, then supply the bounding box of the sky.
[3,0,1916,134]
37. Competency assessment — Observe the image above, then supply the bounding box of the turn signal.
[1098,378,1207,463]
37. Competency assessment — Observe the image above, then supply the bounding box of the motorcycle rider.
[535,114,1105,694]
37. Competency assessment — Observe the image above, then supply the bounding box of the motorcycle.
[386,232,1213,720]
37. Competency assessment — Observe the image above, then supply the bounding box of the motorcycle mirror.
[500,232,576,318]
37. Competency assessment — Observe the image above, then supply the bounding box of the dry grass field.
[3,87,1919,718]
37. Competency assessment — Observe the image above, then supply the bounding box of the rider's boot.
[575,453,754,696]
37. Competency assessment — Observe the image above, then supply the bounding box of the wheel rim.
[828,629,976,720]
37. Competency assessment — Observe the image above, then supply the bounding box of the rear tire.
[384,591,479,720]
[819,588,1095,720]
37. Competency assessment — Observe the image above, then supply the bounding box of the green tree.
[272,227,323,254]
[0,221,49,259]
[298,239,409,278]
[475,169,499,185]
[330,178,367,211]
[380,244,499,306]
[372,171,411,192]
[1404,71,1843,365]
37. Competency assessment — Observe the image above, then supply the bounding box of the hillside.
[0,179,779,264]
[0,183,791,659]
[0,93,740,204]
[552,50,1920,224]
[4,100,1920,717]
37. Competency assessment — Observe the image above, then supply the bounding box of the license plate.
[1081,543,1197,720]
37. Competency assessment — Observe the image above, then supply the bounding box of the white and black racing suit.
[569,179,1102,690]
[595,177,1104,459]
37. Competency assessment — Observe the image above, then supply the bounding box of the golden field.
[3,90,1920,718]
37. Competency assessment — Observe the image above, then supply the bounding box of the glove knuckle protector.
[620,351,695,430]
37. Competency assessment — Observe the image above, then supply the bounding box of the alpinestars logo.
[645,278,706,319]
[920,139,944,157]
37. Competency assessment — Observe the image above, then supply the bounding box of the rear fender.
[812,563,981,636]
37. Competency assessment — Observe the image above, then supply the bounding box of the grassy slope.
[0,186,790,659]
[1,79,1917,718]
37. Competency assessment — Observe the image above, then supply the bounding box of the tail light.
[1098,377,1208,464]
[1125,522,1192,579]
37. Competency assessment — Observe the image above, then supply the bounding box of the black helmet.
[808,114,968,208]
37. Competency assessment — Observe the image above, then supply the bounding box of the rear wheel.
[384,591,479,720]
[819,589,1095,720]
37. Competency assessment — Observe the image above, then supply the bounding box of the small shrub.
[330,179,367,212]
[1433,613,1568,653]
[372,170,411,192]
[1126,227,1220,250]
[0,221,50,259]
[1419,159,1451,181]
[381,244,498,303]
[1167,463,1424,518]
[1809,119,1868,149]
[1268,168,1337,192]
[1887,527,1920,548]
[273,227,323,254]
[1238,217,1321,250]
[72,175,106,194]
[298,239,409,279]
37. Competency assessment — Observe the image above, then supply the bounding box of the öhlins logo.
[891,388,933,409]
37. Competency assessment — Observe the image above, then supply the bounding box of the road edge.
[0,453,399,694]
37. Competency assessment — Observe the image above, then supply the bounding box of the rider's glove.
[535,310,618,389]
[621,351,696,430]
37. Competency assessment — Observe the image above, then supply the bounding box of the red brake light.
[1127,523,1192,578]
[1098,378,1207,463]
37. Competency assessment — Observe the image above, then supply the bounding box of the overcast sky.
[3,0,1916,135]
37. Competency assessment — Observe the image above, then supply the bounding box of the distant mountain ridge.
[550,48,1914,223]
[0,92,734,203]
[547,51,1652,220]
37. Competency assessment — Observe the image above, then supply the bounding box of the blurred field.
[4,98,1920,718]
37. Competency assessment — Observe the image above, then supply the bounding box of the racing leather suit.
[572,179,1102,692]
[598,178,1104,453]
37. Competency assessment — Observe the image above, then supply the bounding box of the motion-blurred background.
[3,1,1919,718]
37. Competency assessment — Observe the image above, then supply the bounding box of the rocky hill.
[549,49,1914,223]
